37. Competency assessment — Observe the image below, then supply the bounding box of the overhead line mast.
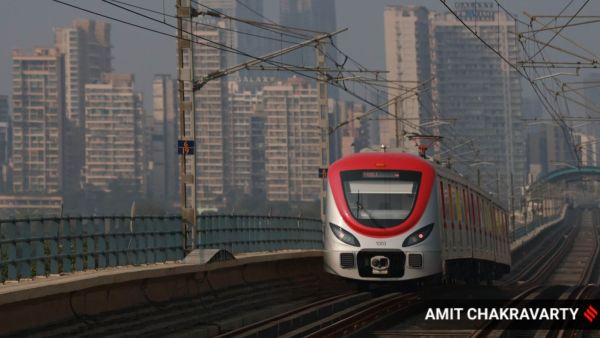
[176,0,198,253]
[176,0,348,247]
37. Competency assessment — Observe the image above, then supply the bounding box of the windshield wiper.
[356,191,383,228]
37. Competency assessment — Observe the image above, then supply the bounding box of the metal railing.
[0,215,323,283]
[511,205,569,242]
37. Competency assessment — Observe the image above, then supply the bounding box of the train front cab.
[323,153,443,282]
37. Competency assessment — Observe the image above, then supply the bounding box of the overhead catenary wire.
[526,0,591,60]
[104,0,303,45]
[441,0,582,165]
[54,0,508,175]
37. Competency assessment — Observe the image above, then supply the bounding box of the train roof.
[332,151,507,211]
[433,161,507,211]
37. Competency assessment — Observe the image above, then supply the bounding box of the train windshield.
[341,170,421,228]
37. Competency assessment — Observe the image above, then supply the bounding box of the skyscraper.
[83,73,144,193]
[201,0,267,62]
[262,77,320,202]
[54,19,112,194]
[384,4,525,206]
[149,75,178,207]
[54,20,111,127]
[11,48,64,193]
[201,0,277,87]
[430,8,525,205]
[383,6,432,150]
[229,88,261,195]
[279,0,337,70]
[193,22,230,208]
[0,95,10,192]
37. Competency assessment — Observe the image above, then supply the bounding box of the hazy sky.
[1,0,599,112]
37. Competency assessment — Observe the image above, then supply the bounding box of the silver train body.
[323,152,511,282]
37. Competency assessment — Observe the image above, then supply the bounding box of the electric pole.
[176,6,346,245]
[317,41,329,222]
[176,0,198,252]
[394,97,400,149]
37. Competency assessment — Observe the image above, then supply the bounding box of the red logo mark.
[584,305,598,323]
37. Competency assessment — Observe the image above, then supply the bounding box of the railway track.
[210,287,418,338]
[501,213,578,286]
[546,210,599,286]
[470,209,600,338]
[369,208,600,338]
[13,209,597,338]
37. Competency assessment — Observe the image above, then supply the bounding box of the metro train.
[324,152,511,283]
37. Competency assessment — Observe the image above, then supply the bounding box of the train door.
[469,191,477,258]
[474,194,482,259]
[461,187,473,257]
[453,183,463,256]
[448,183,457,259]
[483,200,492,261]
[439,180,450,260]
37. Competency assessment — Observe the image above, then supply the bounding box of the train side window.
[475,195,481,232]
[492,208,497,237]
[470,192,476,230]
[490,207,495,237]
[463,189,470,229]
[499,209,504,238]
[484,201,490,236]
[448,182,456,228]
[445,182,451,225]
[494,208,499,237]
[455,184,462,227]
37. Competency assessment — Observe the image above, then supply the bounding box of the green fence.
[0,215,323,283]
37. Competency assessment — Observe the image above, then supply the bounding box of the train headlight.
[329,223,360,247]
[402,223,434,247]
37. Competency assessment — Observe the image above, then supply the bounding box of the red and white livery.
[324,152,511,282]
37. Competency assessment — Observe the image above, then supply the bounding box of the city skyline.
[3,1,600,111]
[0,1,598,214]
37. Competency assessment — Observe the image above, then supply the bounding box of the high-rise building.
[583,73,600,140]
[229,88,261,195]
[0,95,10,192]
[201,0,266,62]
[11,48,64,194]
[250,114,266,197]
[54,19,112,194]
[384,4,525,206]
[83,74,144,192]
[54,19,111,127]
[193,23,230,208]
[279,0,337,69]
[383,6,432,149]
[262,77,320,202]
[577,132,597,167]
[527,123,579,182]
[337,101,371,157]
[430,8,525,204]
[201,0,277,86]
[523,97,545,183]
[148,75,178,207]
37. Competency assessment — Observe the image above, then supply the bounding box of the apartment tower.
[384,4,525,206]
[262,77,320,202]
[54,19,112,194]
[83,74,144,192]
[149,75,178,207]
[11,48,64,193]
[193,23,230,208]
